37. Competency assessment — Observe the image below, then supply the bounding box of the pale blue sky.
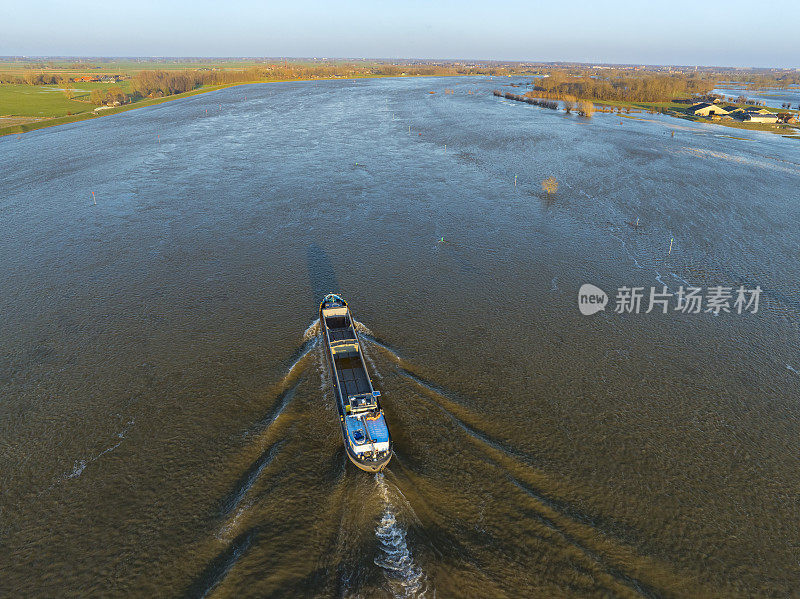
[3,0,797,68]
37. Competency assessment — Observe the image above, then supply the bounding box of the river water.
[2,76,799,598]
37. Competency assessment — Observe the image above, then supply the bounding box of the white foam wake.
[354,320,373,336]
[361,345,383,380]
[374,474,428,598]
[284,336,318,382]
[216,499,253,541]
[303,318,321,341]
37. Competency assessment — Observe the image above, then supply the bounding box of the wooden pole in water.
[669,237,674,255]
[514,174,517,187]
[92,191,96,205]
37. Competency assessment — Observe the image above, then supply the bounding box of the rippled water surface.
[2,76,800,598]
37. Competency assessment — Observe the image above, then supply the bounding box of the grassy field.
[0,82,135,118]
[0,84,87,118]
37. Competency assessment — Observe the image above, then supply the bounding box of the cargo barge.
[320,294,392,472]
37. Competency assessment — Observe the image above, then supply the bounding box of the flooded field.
[1,76,799,598]
[712,84,800,108]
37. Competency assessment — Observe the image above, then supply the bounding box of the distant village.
[71,74,126,83]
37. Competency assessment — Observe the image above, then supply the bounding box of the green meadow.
[0,84,88,118]
[0,81,135,118]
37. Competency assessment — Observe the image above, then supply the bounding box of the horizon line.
[1,56,798,71]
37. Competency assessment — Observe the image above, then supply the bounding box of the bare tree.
[62,79,74,100]
[578,100,595,117]
[89,89,105,105]
[541,177,558,194]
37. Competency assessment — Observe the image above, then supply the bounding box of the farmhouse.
[687,102,730,116]
[742,112,779,123]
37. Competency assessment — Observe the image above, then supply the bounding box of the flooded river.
[2,76,799,598]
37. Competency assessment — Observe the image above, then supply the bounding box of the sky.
[3,0,798,68]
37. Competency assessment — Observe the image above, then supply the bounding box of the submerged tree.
[577,100,595,117]
[541,177,558,194]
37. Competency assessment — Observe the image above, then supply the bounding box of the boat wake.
[374,473,429,598]
[361,344,383,380]
[354,320,373,336]
[391,367,673,597]
[33,418,137,495]
[219,440,287,520]
[303,318,321,341]
[282,335,319,385]
[386,359,684,597]
[216,326,319,540]
[185,527,260,599]
[360,334,404,366]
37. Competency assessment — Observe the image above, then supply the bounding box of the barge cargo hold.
[320,294,392,472]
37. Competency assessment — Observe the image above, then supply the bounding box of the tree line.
[494,89,596,116]
[494,89,559,110]
[0,72,67,85]
[531,69,716,102]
